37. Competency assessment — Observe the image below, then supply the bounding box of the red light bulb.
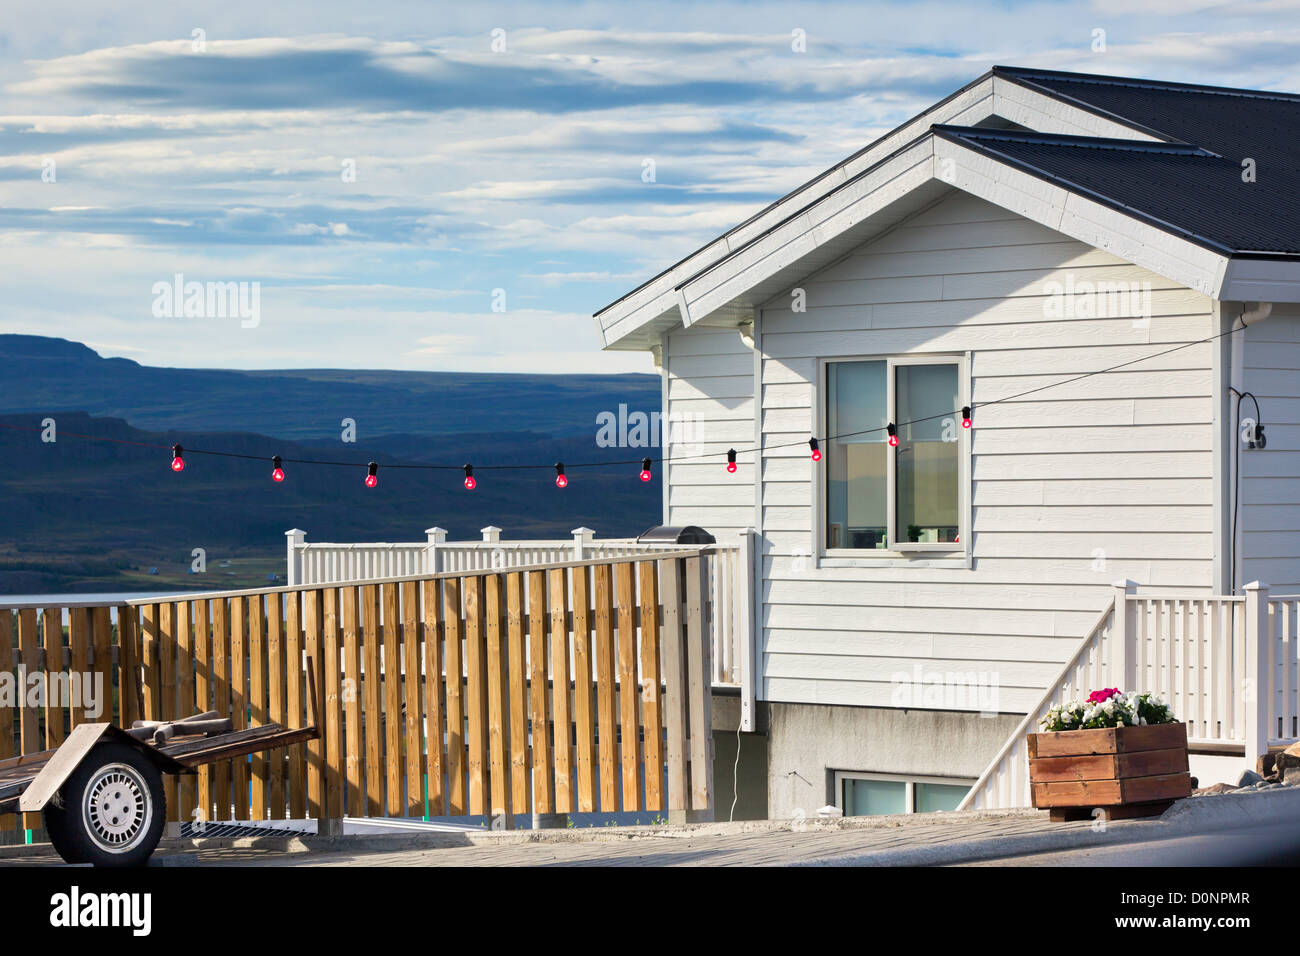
[170,444,184,472]
[271,456,284,482]
[961,406,972,429]
[464,464,476,490]
[809,437,822,462]
[554,462,567,488]
[640,457,652,482]
[365,461,378,488]
[726,449,737,473]
[887,424,898,447]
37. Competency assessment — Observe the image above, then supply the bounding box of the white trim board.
[596,69,1179,352]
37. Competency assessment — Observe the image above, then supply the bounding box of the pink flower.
[1087,687,1121,703]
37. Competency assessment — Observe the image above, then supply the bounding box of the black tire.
[42,800,87,864]
[45,742,167,867]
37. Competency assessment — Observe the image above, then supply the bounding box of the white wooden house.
[594,66,1300,817]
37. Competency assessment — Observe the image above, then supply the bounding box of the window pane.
[826,361,887,549]
[915,782,970,813]
[843,778,907,816]
[896,364,959,544]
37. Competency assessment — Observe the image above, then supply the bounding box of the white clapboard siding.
[664,326,755,536]
[752,191,1216,711]
[1242,308,1300,590]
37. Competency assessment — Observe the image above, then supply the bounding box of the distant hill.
[0,335,659,440]
[0,336,666,593]
[0,411,661,593]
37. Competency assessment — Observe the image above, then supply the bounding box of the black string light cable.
[1,317,1257,484]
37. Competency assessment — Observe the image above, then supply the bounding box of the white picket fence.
[285,526,758,730]
[960,580,1300,810]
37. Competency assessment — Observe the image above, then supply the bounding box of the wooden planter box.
[1028,722,1191,821]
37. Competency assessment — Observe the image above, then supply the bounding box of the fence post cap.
[1243,580,1267,591]
[424,526,447,535]
[1111,578,1137,591]
[481,525,502,533]
[285,528,306,539]
[571,527,595,537]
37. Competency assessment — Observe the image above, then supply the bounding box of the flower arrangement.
[1039,688,1177,732]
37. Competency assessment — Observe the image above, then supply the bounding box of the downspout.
[655,333,669,526]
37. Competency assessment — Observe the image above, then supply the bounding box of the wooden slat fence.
[1,551,714,831]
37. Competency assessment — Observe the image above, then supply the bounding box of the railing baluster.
[422,578,445,817]
[549,568,573,814]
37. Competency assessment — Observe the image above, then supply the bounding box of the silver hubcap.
[83,763,151,854]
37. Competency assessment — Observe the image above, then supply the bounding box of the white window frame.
[833,770,976,816]
[816,352,971,566]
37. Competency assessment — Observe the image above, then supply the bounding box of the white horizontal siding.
[1241,306,1300,592]
[664,327,755,538]
[755,191,1216,711]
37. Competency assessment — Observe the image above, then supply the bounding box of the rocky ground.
[1193,740,1300,796]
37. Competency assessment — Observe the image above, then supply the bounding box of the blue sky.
[0,0,1297,373]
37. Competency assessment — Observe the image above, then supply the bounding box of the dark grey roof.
[932,125,1300,256]
[962,67,1300,256]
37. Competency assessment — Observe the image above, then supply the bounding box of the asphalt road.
[962,823,1300,866]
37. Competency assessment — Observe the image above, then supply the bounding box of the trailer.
[0,661,318,867]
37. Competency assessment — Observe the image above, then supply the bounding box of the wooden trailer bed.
[0,659,319,866]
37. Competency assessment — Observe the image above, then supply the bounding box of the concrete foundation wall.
[764,701,1021,818]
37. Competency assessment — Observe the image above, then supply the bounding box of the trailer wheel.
[44,742,167,867]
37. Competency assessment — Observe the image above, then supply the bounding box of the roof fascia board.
[681,140,936,323]
[600,68,1286,349]
[992,75,1164,141]
[597,73,1003,347]
[722,77,996,253]
[997,72,1181,144]
[1220,258,1300,303]
[941,136,1227,297]
[675,134,1231,325]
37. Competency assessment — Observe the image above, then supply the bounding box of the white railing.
[1265,593,1300,745]
[958,594,1118,811]
[285,526,757,727]
[960,579,1300,811]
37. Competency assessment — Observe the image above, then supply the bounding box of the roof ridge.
[993,65,1300,104]
[931,124,1220,157]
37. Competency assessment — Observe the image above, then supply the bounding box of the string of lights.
[2,318,1251,489]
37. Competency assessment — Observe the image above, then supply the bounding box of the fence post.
[736,529,756,732]
[1110,579,1136,691]
[285,529,306,587]
[571,527,595,561]
[481,526,501,544]
[425,527,446,574]
[1244,581,1271,761]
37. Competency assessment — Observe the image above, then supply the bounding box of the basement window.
[823,355,967,555]
[834,771,975,816]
